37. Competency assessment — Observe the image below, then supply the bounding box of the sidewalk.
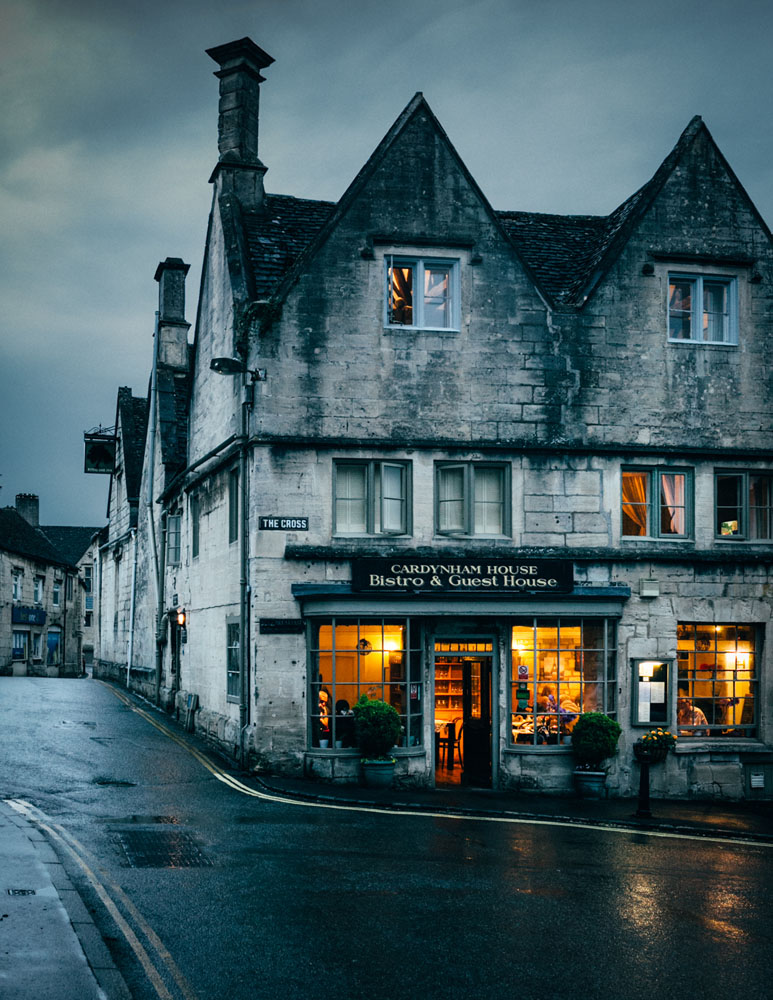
[0,801,129,1000]
[255,771,773,843]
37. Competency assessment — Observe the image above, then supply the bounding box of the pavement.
[2,699,771,1000]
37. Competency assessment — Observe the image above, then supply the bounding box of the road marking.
[103,683,773,850]
[6,799,199,1000]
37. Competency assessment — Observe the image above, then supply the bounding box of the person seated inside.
[335,699,356,748]
[677,683,709,736]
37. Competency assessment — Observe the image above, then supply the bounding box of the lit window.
[310,618,423,749]
[715,471,772,540]
[668,274,737,344]
[621,467,691,538]
[167,514,181,565]
[333,460,410,535]
[436,463,509,536]
[386,256,459,329]
[510,619,617,746]
[676,623,757,738]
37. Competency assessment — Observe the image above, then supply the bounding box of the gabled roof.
[239,113,771,311]
[0,507,73,568]
[40,526,100,566]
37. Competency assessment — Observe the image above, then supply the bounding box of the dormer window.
[668,273,737,344]
[385,256,459,330]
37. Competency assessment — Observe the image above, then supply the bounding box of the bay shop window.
[510,619,617,746]
[310,619,423,749]
[676,623,758,738]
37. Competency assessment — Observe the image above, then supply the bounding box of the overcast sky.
[2,0,773,526]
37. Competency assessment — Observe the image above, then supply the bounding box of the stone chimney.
[206,37,274,207]
[16,493,39,527]
[154,258,190,369]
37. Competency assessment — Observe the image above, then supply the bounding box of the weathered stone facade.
[97,37,773,800]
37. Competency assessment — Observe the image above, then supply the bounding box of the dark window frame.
[332,459,411,536]
[435,461,511,537]
[715,470,773,541]
[621,466,693,540]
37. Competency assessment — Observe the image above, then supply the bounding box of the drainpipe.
[155,510,167,705]
[239,378,252,768]
[144,310,165,705]
[126,528,138,688]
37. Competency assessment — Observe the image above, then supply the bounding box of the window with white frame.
[436,463,509,536]
[226,620,240,701]
[52,579,61,607]
[385,256,459,330]
[715,471,772,540]
[668,273,737,344]
[333,460,410,535]
[34,575,44,604]
[621,467,692,538]
[32,633,42,660]
[12,630,29,660]
[12,569,22,601]
[167,514,181,565]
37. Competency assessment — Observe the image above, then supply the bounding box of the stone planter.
[573,769,607,798]
[361,759,396,789]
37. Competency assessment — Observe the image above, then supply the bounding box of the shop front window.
[309,618,423,749]
[510,618,617,746]
[676,623,758,738]
[46,629,61,666]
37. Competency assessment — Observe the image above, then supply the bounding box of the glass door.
[434,641,493,787]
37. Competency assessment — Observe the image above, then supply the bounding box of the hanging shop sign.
[12,606,46,625]
[258,516,309,531]
[352,557,573,594]
[83,432,116,474]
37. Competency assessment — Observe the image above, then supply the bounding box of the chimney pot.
[154,259,190,369]
[206,37,274,168]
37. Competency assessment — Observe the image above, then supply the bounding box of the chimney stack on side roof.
[15,493,39,527]
[206,37,274,208]
[154,258,190,370]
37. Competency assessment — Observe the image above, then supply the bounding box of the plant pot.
[319,739,329,749]
[633,743,668,764]
[361,759,396,789]
[574,769,606,799]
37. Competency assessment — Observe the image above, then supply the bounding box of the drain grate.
[114,829,212,868]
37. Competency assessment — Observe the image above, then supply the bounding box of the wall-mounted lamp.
[210,357,267,381]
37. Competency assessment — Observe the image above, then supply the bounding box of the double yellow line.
[7,797,198,1000]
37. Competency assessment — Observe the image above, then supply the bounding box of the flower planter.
[633,743,668,764]
[361,759,396,789]
[573,770,606,798]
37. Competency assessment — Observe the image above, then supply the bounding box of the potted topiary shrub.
[571,712,622,798]
[352,695,402,788]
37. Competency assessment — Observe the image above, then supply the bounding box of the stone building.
[0,494,99,676]
[96,37,772,799]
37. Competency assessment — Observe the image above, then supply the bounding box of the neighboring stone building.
[96,37,772,799]
[0,494,100,676]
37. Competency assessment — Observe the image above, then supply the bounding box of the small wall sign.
[259,618,306,634]
[258,516,309,531]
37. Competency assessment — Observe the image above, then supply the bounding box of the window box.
[621,467,692,539]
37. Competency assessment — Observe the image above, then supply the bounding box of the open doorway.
[433,640,492,787]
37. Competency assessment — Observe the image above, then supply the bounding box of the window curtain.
[622,472,648,535]
[659,474,685,535]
